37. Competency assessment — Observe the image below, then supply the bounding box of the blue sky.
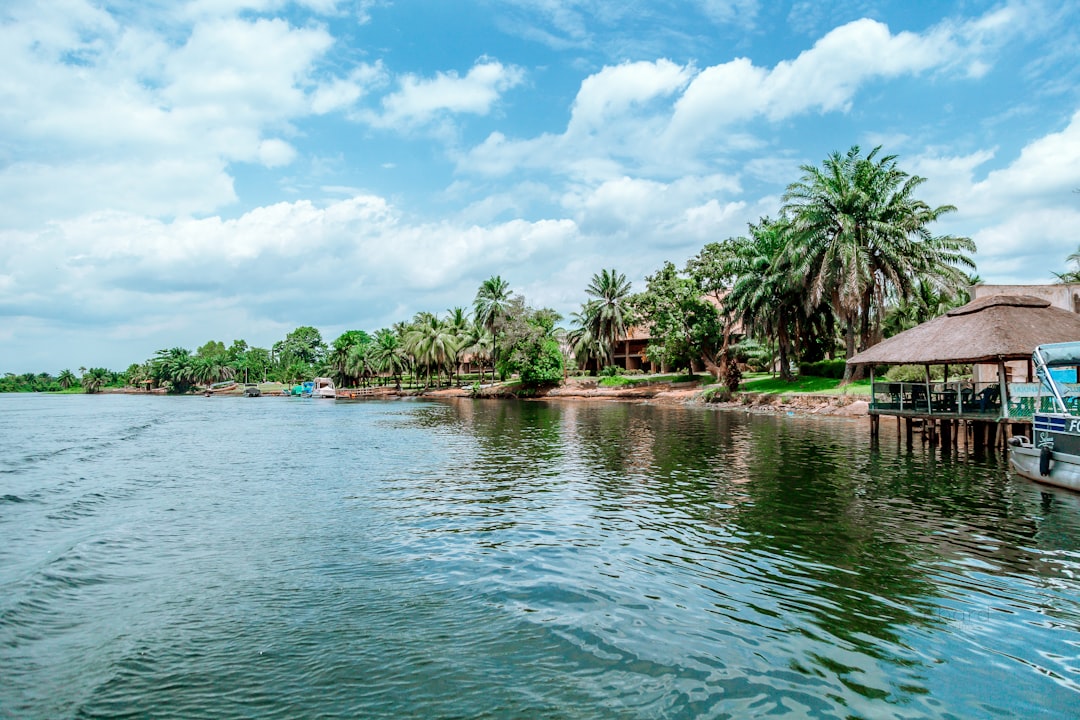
[2,0,1080,373]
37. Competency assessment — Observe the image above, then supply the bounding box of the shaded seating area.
[847,294,1080,446]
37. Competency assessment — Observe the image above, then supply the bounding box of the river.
[1,394,1079,718]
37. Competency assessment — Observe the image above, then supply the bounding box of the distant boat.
[1009,342,1080,492]
[243,383,261,397]
[312,377,336,399]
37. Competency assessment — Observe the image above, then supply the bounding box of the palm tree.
[370,328,408,389]
[783,145,975,381]
[57,369,77,389]
[725,218,805,381]
[404,313,459,388]
[81,367,109,394]
[473,276,512,375]
[567,306,602,373]
[583,269,633,369]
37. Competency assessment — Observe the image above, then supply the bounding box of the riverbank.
[424,376,871,417]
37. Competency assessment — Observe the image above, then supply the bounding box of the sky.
[2,0,1080,373]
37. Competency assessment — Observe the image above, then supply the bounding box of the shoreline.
[87,377,872,419]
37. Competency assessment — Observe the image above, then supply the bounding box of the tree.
[497,298,564,387]
[473,276,512,373]
[725,218,806,381]
[685,239,745,376]
[370,328,408,389]
[633,262,724,376]
[567,306,603,373]
[81,367,110,394]
[403,313,459,387]
[151,347,196,393]
[196,340,227,359]
[783,145,975,381]
[57,369,77,389]
[583,269,634,369]
[278,326,327,366]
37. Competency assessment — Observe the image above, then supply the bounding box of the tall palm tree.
[567,306,602,373]
[583,268,633,369]
[81,367,109,394]
[725,218,805,381]
[404,313,459,388]
[473,276,512,374]
[370,328,408,389]
[57,369,77,389]
[783,145,975,381]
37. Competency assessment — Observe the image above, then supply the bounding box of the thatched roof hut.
[848,295,1080,366]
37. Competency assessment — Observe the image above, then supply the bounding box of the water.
[2,394,1079,719]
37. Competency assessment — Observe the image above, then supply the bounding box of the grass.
[739,373,872,396]
[597,373,709,388]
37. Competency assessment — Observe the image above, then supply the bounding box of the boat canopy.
[1035,342,1080,367]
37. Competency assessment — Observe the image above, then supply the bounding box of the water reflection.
[436,398,1080,715]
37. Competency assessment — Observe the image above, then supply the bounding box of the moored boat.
[312,377,336,399]
[1009,341,1080,492]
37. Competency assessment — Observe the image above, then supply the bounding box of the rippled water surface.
[2,394,1080,718]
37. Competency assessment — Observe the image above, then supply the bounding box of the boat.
[1008,341,1080,492]
[312,377,336,399]
[243,383,261,397]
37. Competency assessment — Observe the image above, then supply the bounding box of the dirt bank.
[422,377,870,417]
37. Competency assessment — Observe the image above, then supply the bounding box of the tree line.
[5,145,985,394]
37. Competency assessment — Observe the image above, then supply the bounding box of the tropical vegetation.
[3,145,979,393]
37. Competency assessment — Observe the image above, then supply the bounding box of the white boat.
[312,377,336,399]
[1008,342,1080,492]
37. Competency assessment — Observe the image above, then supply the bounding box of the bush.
[798,359,847,379]
[599,365,625,377]
[702,386,732,403]
[731,339,772,372]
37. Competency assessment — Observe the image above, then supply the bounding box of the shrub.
[599,365,625,377]
[703,386,732,403]
[797,359,847,379]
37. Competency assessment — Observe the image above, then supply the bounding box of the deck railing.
[872,381,1080,419]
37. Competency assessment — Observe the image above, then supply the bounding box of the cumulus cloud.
[460,11,1019,180]
[910,111,1080,282]
[372,59,526,128]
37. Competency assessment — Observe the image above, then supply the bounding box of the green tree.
[497,298,564,387]
[473,276,512,374]
[277,326,327,366]
[81,367,110,394]
[150,347,195,393]
[57,368,77,389]
[583,268,634,368]
[370,328,408,389]
[725,218,806,381]
[784,145,975,381]
[633,262,724,376]
[196,340,227,359]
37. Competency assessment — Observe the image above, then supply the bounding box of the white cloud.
[374,59,526,127]
[461,11,1018,181]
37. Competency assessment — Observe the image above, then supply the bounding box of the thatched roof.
[848,295,1080,366]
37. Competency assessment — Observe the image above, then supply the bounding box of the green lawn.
[739,373,872,396]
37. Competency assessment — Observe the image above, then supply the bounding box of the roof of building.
[847,295,1080,366]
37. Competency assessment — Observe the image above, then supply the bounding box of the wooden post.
[941,419,952,447]
[998,359,1009,421]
